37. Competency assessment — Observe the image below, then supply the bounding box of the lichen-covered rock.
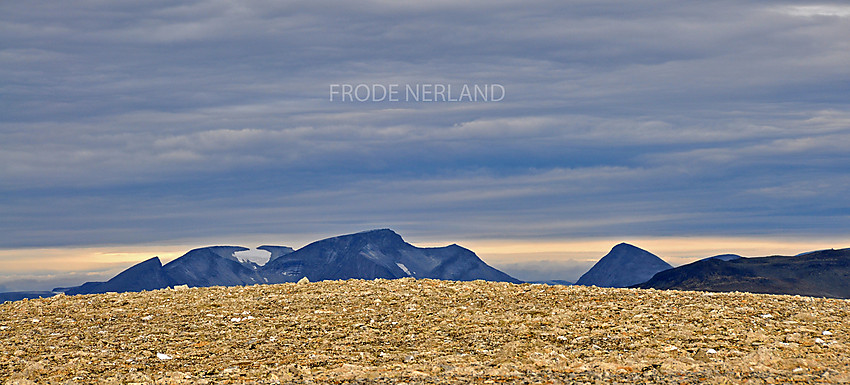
[1,279,848,384]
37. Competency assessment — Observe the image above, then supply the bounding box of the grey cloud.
[1,0,849,251]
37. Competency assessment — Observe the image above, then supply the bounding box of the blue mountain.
[635,248,850,298]
[263,229,520,283]
[51,229,519,295]
[575,243,673,288]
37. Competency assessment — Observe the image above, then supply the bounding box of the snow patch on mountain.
[396,263,413,276]
[360,244,384,261]
[233,249,273,266]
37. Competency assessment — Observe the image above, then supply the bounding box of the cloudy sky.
[2,1,850,289]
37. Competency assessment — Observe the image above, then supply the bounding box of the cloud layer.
[2,1,849,254]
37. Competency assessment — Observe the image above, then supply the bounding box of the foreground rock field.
[1,279,849,384]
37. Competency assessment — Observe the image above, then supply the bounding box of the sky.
[2,1,850,290]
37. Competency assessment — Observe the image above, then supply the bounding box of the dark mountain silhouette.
[263,229,520,283]
[575,243,672,287]
[48,229,519,296]
[634,248,850,298]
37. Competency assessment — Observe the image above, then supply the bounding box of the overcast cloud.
[2,1,849,268]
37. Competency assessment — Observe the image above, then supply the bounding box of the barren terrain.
[1,279,849,384]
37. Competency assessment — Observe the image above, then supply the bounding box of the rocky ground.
[1,278,848,384]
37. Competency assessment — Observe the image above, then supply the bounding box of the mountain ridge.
[47,229,519,296]
[634,248,850,298]
[5,234,848,301]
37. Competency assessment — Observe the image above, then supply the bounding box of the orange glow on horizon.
[0,246,187,275]
[414,236,849,266]
[0,236,846,276]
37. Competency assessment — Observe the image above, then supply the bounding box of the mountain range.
[46,229,519,296]
[261,228,517,283]
[2,229,848,301]
[635,248,850,298]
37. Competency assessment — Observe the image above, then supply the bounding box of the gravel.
[1,278,849,384]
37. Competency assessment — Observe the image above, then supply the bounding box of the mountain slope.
[575,243,672,288]
[263,229,521,283]
[635,248,850,298]
[59,257,170,295]
[162,246,267,287]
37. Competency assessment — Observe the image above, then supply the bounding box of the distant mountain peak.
[264,229,520,283]
[171,246,254,268]
[576,243,672,288]
[351,228,405,242]
[137,256,163,267]
[48,229,520,297]
[613,242,638,248]
[356,228,397,235]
